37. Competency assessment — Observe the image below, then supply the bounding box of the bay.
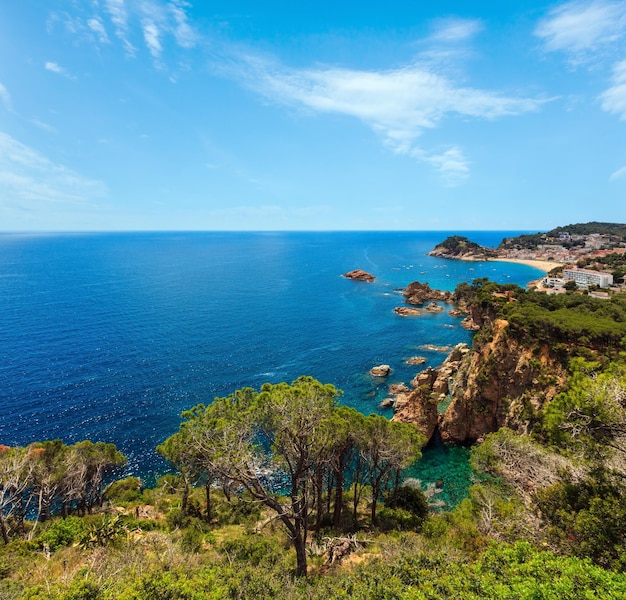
[0,231,543,500]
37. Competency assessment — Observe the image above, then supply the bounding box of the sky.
[1,1,626,231]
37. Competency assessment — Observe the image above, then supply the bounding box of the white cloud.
[0,132,106,206]
[104,0,136,55]
[429,18,484,44]
[30,119,58,134]
[105,0,128,34]
[87,17,110,44]
[600,58,626,117]
[0,83,13,112]
[142,20,163,59]
[535,0,626,59]
[412,147,471,186]
[609,164,626,180]
[231,55,542,181]
[48,0,197,65]
[169,0,197,48]
[45,61,75,80]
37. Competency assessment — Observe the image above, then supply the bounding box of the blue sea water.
[0,231,543,500]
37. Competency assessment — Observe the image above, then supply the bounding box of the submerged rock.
[394,306,423,316]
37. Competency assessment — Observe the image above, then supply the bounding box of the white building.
[562,268,613,289]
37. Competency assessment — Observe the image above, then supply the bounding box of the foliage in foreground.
[3,527,626,600]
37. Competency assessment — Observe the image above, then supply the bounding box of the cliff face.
[393,320,567,445]
[392,344,469,439]
[439,319,567,444]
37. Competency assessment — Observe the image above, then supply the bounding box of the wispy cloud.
[169,0,198,49]
[50,0,198,66]
[45,61,75,80]
[609,164,626,180]
[30,119,58,134]
[535,0,626,61]
[0,132,106,206]
[229,54,542,181]
[412,146,471,186]
[104,0,136,54]
[87,17,110,44]
[142,19,163,59]
[600,59,626,117]
[429,18,484,44]
[0,83,13,112]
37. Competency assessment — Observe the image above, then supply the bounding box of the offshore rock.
[403,281,453,306]
[343,269,375,282]
[394,306,423,316]
[370,364,392,377]
[425,301,444,313]
[406,356,427,365]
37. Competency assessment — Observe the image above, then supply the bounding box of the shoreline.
[491,257,564,273]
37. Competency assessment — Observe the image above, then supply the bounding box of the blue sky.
[1,1,626,231]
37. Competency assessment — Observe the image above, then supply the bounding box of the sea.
[0,231,544,508]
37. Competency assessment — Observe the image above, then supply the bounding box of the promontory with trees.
[3,223,626,598]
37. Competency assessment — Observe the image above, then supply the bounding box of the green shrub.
[78,514,128,549]
[219,535,286,567]
[166,508,191,531]
[377,507,424,532]
[104,477,143,504]
[61,579,103,600]
[38,517,86,552]
[180,528,204,553]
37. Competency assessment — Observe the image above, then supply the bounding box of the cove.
[0,231,544,501]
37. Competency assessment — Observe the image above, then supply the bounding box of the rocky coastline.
[384,280,568,446]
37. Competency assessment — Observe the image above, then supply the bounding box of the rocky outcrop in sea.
[343,269,375,282]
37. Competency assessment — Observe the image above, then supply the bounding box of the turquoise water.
[0,231,542,500]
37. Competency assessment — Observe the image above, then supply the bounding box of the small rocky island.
[428,235,497,261]
[403,281,453,305]
[343,269,375,282]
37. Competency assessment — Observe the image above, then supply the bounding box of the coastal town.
[429,223,626,295]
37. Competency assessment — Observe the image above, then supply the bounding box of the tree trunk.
[181,477,189,514]
[352,458,362,528]
[371,477,382,526]
[314,468,324,532]
[205,480,212,523]
[0,515,9,545]
[391,469,401,508]
[333,467,343,528]
[326,472,334,517]
[293,527,308,577]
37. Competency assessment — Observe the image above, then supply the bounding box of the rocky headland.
[439,319,567,443]
[428,235,497,261]
[387,278,571,446]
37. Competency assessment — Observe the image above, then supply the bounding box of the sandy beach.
[492,257,564,273]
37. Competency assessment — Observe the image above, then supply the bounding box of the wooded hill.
[499,221,626,250]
